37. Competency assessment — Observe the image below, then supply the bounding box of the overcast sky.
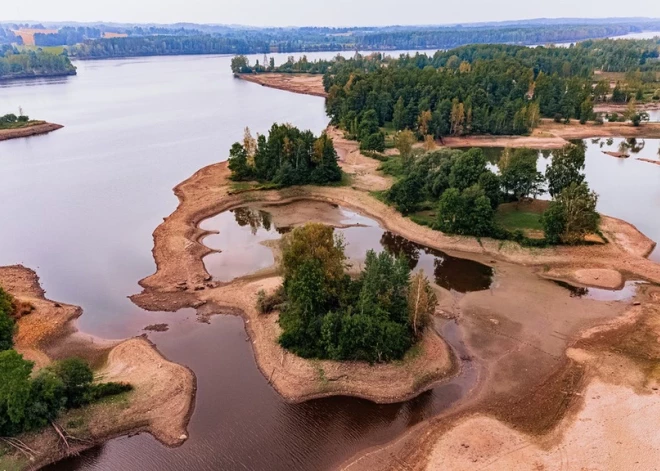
[3,0,660,27]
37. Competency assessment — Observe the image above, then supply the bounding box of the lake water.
[0,54,658,470]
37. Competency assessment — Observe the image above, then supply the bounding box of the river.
[0,53,658,470]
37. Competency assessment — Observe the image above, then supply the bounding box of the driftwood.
[51,422,92,453]
[0,436,36,460]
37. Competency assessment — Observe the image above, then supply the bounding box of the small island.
[0,113,63,141]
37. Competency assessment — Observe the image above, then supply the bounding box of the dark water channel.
[201,205,493,293]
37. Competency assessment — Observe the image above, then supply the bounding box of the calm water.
[201,205,493,292]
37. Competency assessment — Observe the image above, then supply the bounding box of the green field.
[495,201,547,236]
[15,45,66,55]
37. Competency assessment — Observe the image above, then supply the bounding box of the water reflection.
[200,204,493,292]
[551,279,643,301]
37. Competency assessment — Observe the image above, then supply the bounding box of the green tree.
[436,185,494,236]
[499,148,544,200]
[449,148,487,191]
[392,96,406,131]
[53,358,94,408]
[388,173,425,214]
[0,350,33,435]
[0,287,15,351]
[393,129,416,161]
[359,132,385,152]
[541,182,599,244]
[230,55,250,74]
[546,143,586,197]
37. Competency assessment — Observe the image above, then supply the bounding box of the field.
[495,200,548,238]
[11,28,58,46]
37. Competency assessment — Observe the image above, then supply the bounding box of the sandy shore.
[0,265,195,469]
[0,122,63,141]
[594,101,660,113]
[236,73,327,97]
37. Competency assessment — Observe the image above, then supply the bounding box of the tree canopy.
[227,124,342,186]
[275,223,436,363]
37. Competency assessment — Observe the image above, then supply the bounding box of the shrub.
[0,287,16,351]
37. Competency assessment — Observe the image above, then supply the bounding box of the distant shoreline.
[0,122,64,142]
[0,70,76,82]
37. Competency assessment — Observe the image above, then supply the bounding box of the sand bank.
[0,265,195,469]
[236,73,327,97]
[0,122,63,141]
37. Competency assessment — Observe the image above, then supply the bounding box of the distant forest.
[1,19,660,59]
[0,47,76,80]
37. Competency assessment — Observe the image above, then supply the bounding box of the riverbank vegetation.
[0,112,42,130]
[264,224,436,363]
[233,39,660,150]
[382,142,599,245]
[0,47,76,80]
[227,124,342,186]
[0,286,131,438]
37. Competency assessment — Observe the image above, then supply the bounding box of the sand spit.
[0,122,63,142]
[236,73,327,97]
[0,265,195,469]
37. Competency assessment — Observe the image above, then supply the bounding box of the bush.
[256,287,285,314]
[359,132,386,152]
[608,112,619,122]
[0,287,16,351]
[86,382,133,402]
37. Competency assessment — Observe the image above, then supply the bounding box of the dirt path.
[0,122,63,141]
[0,265,195,469]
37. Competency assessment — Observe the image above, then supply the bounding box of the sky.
[3,0,660,27]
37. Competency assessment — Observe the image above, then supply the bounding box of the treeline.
[0,27,20,45]
[23,20,660,59]
[0,48,76,80]
[385,143,599,245]
[357,24,653,50]
[0,286,131,437]
[265,224,437,363]
[227,125,342,186]
[34,26,102,47]
[67,35,346,59]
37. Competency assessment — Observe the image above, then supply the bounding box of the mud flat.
[0,122,63,141]
[236,73,327,97]
[0,265,195,469]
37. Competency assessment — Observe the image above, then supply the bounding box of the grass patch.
[16,45,65,54]
[0,120,46,131]
[409,210,436,227]
[495,201,548,237]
